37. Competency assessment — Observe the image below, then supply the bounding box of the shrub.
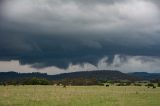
[145,83,156,88]
[158,82,160,87]
[134,83,142,86]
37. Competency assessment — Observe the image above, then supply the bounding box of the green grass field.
[0,86,160,106]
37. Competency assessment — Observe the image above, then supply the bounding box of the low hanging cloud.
[1,55,160,74]
[0,0,160,71]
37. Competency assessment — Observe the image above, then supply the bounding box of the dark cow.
[106,84,109,87]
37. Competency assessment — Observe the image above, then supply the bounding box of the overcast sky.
[1,0,160,74]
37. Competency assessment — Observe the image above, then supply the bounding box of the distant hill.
[0,70,139,81]
[51,70,138,81]
[128,72,160,80]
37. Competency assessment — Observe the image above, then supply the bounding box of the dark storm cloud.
[0,0,160,69]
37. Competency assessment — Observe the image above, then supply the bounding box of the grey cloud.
[0,0,160,70]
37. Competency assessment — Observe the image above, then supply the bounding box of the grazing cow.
[106,84,109,87]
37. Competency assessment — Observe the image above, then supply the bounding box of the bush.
[134,83,142,86]
[146,83,154,87]
[145,83,156,88]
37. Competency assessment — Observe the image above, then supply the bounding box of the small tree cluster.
[0,77,51,85]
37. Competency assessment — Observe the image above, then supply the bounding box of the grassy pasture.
[0,86,160,106]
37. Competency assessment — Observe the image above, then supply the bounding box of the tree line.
[0,77,99,86]
[1,77,160,88]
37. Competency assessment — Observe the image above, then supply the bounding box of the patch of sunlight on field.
[0,86,160,106]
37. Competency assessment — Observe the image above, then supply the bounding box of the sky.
[0,0,160,74]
